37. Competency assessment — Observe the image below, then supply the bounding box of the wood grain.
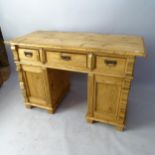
[8,31,146,57]
[8,31,146,131]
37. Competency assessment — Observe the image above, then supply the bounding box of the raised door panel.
[22,65,49,106]
[94,75,123,121]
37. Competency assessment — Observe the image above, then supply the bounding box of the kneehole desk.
[7,31,146,131]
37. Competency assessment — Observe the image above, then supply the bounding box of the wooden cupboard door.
[93,75,123,121]
[21,65,50,106]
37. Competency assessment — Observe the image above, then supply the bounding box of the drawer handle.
[60,54,71,61]
[104,59,117,66]
[24,51,33,58]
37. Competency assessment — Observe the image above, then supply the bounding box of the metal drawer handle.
[60,54,71,61]
[24,51,33,57]
[104,59,117,66]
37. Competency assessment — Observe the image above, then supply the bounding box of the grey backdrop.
[0,0,154,85]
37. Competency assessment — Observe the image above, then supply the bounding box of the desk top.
[8,31,146,57]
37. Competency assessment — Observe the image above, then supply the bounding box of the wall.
[0,0,154,84]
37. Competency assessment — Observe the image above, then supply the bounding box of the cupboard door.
[21,65,51,107]
[93,75,123,122]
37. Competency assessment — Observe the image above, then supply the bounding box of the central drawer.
[46,51,87,71]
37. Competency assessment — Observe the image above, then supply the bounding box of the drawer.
[18,48,40,62]
[95,56,126,75]
[46,51,87,70]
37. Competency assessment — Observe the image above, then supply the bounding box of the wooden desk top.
[8,31,146,57]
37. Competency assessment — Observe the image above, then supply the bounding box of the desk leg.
[25,104,32,109]
[86,73,95,123]
[47,109,54,114]
[86,118,94,124]
[116,125,124,131]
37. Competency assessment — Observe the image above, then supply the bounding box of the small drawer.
[95,56,126,75]
[46,51,87,71]
[18,49,40,62]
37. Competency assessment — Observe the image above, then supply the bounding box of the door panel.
[94,75,123,121]
[22,65,49,106]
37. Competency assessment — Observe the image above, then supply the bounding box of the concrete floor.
[0,72,155,155]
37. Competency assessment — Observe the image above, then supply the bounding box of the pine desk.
[8,31,146,131]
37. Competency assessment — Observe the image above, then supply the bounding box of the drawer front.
[18,49,40,62]
[46,51,87,70]
[95,56,126,75]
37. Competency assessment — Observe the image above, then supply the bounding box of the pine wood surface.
[7,31,146,131]
[8,31,145,57]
